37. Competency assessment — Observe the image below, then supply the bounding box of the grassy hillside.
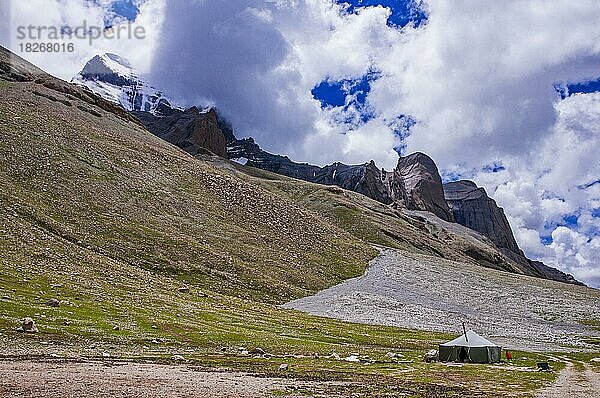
[0,77,379,304]
[219,160,523,274]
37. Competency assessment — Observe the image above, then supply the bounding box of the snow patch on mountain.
[71,53,179,116]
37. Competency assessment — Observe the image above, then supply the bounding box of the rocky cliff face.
[315,161,393,204]
[227,140,452,214]
[444,180,583,285]
[393,153,454,222]
[133,107,227,157]
[444,180,519,252]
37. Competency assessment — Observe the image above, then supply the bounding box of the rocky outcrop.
[228,139,395,203]
[393,153,454,222]
[314,161,393,204]
[228,137,321,180]
[444,180,519,253]
[444,180,584,286]
[227,142,453,214]
[16,317,38,333]
[133,107,227,157]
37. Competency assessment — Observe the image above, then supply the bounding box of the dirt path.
[536,361,600,398]
[0,360,323,398]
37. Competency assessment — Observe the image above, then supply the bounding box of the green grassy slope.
[0,78,377,304]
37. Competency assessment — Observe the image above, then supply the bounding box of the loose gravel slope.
[285,249,600,352]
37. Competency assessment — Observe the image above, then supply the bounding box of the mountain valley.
[1,47,599,397]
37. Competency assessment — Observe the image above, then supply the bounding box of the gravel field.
[0,360,334,398]
[285,249,600,352]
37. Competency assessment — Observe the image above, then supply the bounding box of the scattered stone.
[47,298,60,307]
[102,352,111,358]
[178,287,190,293]
[113,325,120,331]
[197,291,208,298]
[278,364,289,371]
[172,355,185,361]
[151,325,158,329]
[16,317,38,333]
[423,349,439,363]
[386,352,404,359]
[344,355,360,363]
[250,347,265,355]
[330,353,341,360]
[151,339,161,344]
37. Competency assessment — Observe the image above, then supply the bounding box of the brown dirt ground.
[0,359,344,398]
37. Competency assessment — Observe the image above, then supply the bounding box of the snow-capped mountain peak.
[71,53,178,116]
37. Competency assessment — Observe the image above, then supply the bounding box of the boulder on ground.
[250,347,266,355]
[423,349,439,363]
[47,298,60,307]
[17,317,38,333]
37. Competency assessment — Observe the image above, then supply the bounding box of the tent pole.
[462,322,468,342]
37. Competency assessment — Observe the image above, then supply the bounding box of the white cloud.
[468,92,600,287]
[549,227,600,287]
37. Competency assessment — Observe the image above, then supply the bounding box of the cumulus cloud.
[468,92,600,287]
[374,1,600,166]
[550,228,600,287]
[148,0,405,167]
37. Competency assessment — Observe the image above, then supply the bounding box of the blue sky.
[313,1,426,125]
[92,0,139,26]
[110,0,139,20]
[311,70,381,124]
[556,77,600,99]
[338,0,427,27]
